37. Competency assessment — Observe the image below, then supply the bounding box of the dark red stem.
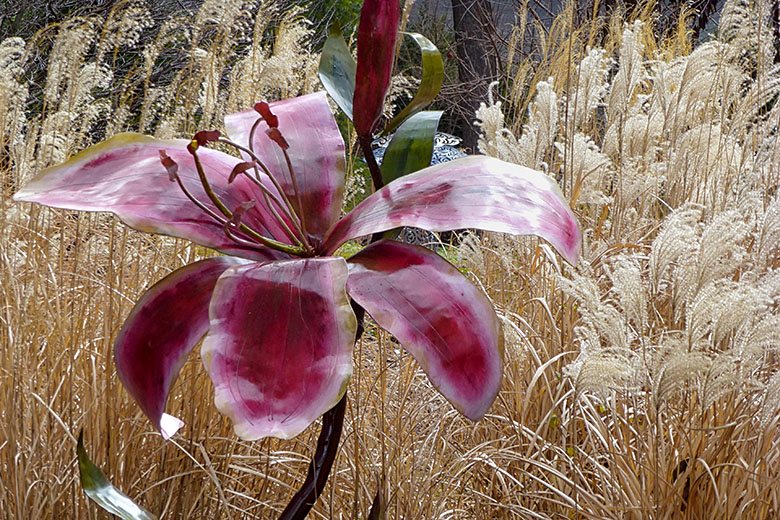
[277,395,347,520]
[359,136,385,191]
[277,304,366,520]
[358,136,387,243]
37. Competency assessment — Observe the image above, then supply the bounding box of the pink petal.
[346,240,503,420]
[225,92,346,242]
[353,0,400,137]
[13,133,291,261]
[323,156,581,264]
[114,257,249,437]
[201,257,356,440]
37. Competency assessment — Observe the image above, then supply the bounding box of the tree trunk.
[451,0,498,152]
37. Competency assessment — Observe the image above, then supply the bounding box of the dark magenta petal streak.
[323,156,581,264]
[114,257,249,438]
[346,240,504,420]
[202,257,356,440]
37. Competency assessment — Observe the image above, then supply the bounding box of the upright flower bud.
[353,0,400,138]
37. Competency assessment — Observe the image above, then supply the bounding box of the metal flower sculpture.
[14,0,581,516]
[14,91,579,439]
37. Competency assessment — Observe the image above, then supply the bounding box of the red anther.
[187,130,222,154]
[229,200,257,227]
[229,161,257,183]
[159,150,179,181]
[254,102,279,128]
[267,128,289,150]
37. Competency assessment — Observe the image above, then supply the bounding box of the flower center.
[160,105,315,257]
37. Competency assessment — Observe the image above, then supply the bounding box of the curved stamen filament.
[218,137,312,250]
[223,221,268,249]
[279,146,309,243]
[166,162,275,253]
[229,161,307,250]
[190,149,305,256]
[219,137,298,218]
[259,189,306,249]
[247,116,264,172]
[170,167,228,226]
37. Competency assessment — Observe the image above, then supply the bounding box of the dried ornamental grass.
[3,0,780,518]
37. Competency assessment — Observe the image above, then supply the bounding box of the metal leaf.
[77,431,156,520]
[318,22,357,120]
[380,110,443,185]
[383,32,444,135]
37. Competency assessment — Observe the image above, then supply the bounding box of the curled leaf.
[383,32,444,135]
[380,110,442,185]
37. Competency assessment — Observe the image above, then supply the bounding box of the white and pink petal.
[13,133,290,261]
[225,92,346,241]
[201,257,356,440]
[323,156,581,264]
[346,240,504,420]
[114,257,249,439]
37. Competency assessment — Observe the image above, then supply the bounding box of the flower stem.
[358,135,385,190]
[277,385,348,520]
[358,136,389,242]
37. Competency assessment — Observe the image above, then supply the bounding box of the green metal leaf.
[318,22,356,121]
[380,110,443,185]
[77,430,156,520]
[383,32,444,135]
